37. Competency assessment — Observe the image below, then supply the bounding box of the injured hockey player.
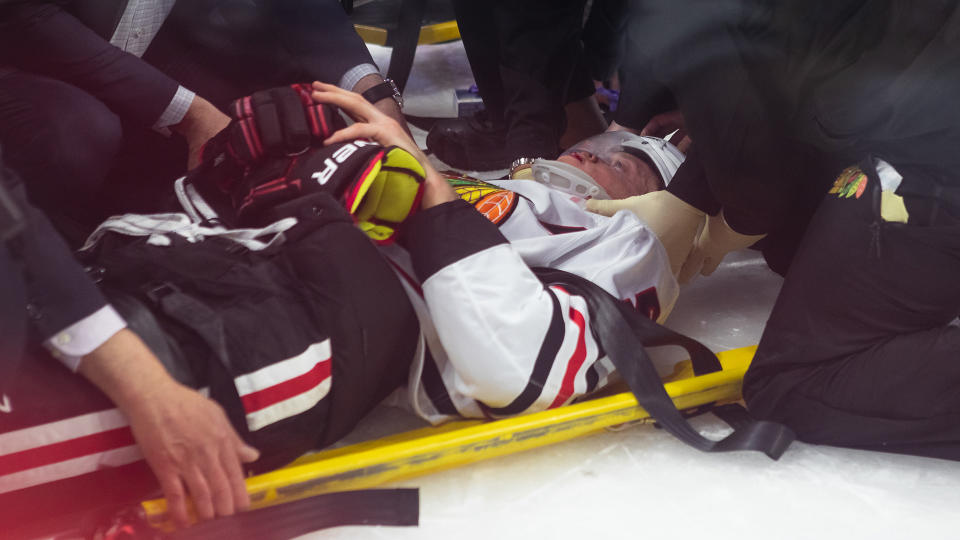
[0,82,691,528]
[505,129,683,203]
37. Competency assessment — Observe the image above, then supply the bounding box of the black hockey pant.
[744,160,960,461]
[0,194,418,527]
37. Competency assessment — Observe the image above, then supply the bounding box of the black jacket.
[619,0,960,235]
[0,152,109,392]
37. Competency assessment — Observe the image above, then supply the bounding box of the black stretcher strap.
[534,268,795,460]
[170,489,419,540]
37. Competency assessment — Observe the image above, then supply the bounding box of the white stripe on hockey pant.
[234,340,333,432]
[0,408,129,456]
[0,446,142,495]
[0,389,210,494]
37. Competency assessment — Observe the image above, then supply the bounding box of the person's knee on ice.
[0,86,121,208]
[41,96,122,205]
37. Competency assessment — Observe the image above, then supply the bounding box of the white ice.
[298,41,960,540]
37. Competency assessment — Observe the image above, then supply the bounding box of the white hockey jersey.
[381,174,677,424]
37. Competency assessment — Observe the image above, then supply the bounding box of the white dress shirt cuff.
[154,85,196,131]
[45,305,128,372]
[339,63,382,91]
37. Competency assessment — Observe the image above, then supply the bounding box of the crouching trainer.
[592,0,960,460]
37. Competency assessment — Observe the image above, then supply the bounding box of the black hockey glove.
[236,140,427,243]
[184,84,427,242]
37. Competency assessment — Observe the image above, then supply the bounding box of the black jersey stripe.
[585,364,600,393]
[485,288,565,416]
[585,340,606,392]
[420,347,458,416]
[538,221,587,235]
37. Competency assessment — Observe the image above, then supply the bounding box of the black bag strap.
[533,267,795,460]
[82,489,418,539]
[170,489,419,540]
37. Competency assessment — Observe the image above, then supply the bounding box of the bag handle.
[533,267,795,460]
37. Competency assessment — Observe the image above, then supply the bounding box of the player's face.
[556,150,662,199]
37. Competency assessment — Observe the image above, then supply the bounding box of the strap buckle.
[144,281,182,305]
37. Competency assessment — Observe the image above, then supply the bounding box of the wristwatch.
[361,78,403,109]
[509,156,538,179]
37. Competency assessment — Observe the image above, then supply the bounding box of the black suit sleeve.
[1,154,108,343]
[165,0,377,90]
[264,0,377,85]
[0,2,182,128]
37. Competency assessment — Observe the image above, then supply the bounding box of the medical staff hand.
[640,110,692,153]
[310,81,456,209]
[78,329,259,528]
[677,211,766,283]
[587,191,705,277]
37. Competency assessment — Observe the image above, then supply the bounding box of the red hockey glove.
[194,83,346,194]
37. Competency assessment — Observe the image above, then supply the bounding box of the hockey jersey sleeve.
[402,199,669,420]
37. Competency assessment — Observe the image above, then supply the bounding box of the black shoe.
[425,110,514,171]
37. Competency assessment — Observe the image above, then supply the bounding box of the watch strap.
[361,79,402,108]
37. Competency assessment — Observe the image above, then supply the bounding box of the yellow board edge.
[354,24,388,46]
[143,345,756,528]
[354,21,460,47]
[417,21,461,45]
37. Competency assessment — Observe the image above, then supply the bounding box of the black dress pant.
[744,159,960,460]
[0,71,123,228]
[452,0,607,157]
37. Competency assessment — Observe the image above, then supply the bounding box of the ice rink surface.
[300,41,960,540]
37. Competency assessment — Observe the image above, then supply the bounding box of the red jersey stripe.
[548,306,588,409]
[240,360,332,414]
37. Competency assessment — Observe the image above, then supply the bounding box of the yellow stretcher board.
[143,345,756,529]
[354,20,461,47]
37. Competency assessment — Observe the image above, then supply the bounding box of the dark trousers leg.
[745,163,960,460]
[452,0,506,123]
[0,70,122,228]
[453,0,590,156]
[493,0,587,157]
[580,0,629,83]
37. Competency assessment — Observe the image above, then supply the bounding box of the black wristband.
[361,79,403,108]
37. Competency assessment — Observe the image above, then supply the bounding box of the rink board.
[142,345,756,528]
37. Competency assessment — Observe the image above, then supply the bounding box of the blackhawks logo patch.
[829,166,868,199]
[443,172,518,225]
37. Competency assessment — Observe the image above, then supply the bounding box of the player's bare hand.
[125,382,260,528]
[78,330,259,528]
[311,81,455,208]
[310,81,424,160]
